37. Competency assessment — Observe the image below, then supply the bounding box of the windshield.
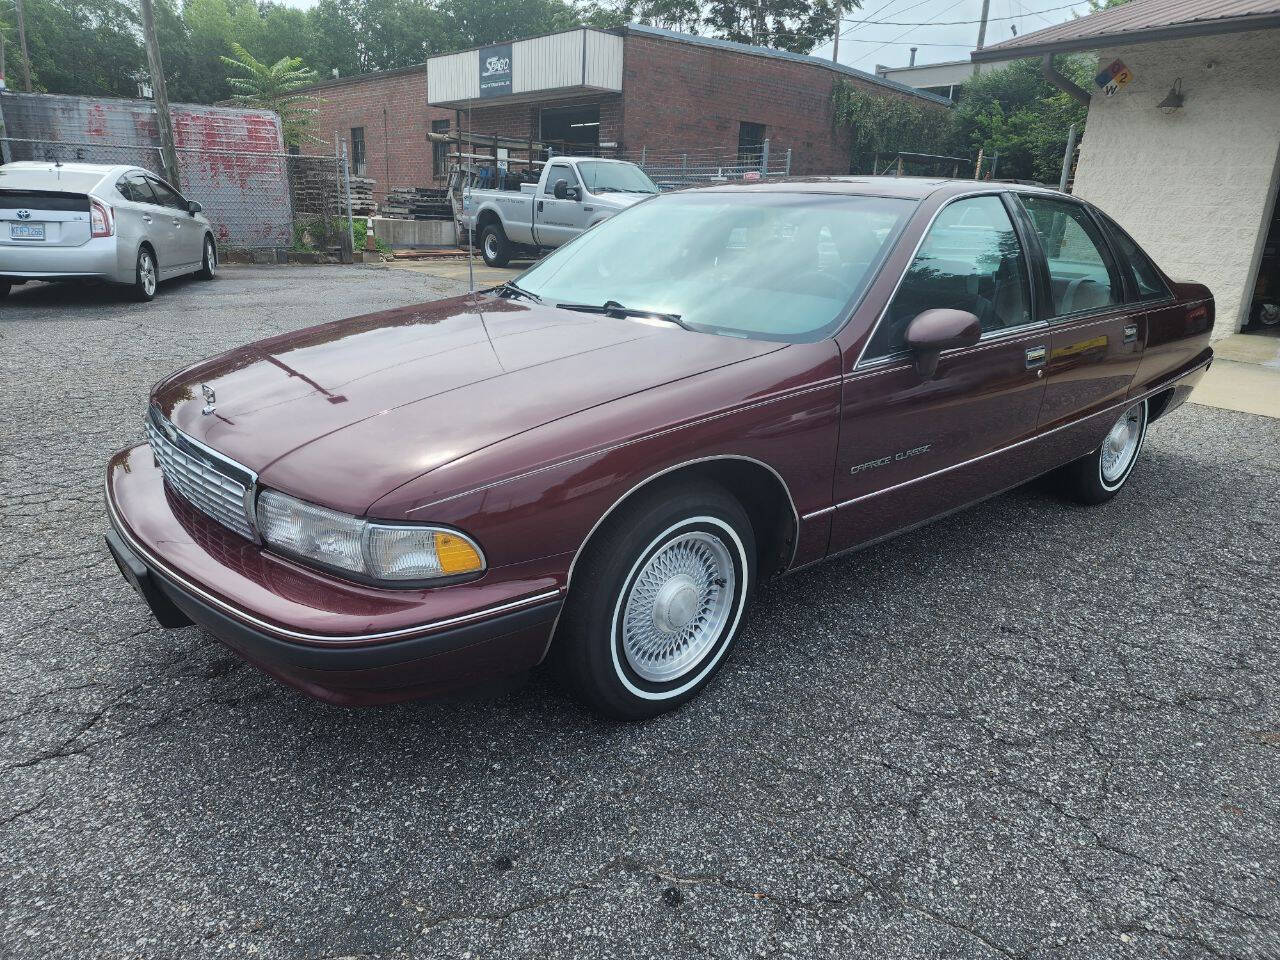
[577,161,659,195]
[515,191,915,342]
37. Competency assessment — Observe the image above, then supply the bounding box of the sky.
[265,0,1091,73]
[812,0,1091,72]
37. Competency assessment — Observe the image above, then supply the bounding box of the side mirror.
[187,200,203,214]
[553,179,569,200]
[905,309,981,380]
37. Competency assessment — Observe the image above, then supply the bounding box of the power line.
[841,0,1083,28]
[854,0,972,64]
[834,0,936,38]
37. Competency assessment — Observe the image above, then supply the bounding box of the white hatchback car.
[0,161,217,301]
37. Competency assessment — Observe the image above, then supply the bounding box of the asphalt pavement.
[2,266,1277,959]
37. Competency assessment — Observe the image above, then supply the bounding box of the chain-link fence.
[0,135,353,252]
[617,141,793,190]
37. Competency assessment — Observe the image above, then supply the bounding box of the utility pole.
[15,0,32,92]
[973,0,991,77]
[831,2,840,64]
[138,0,181,188]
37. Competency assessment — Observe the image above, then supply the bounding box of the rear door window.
[1019,194,1123,317]
[865,194,1033,359]
[125,174,158,204]
[1095,211,1170,301]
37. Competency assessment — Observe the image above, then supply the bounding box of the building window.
[431,119,451,176]
[541,104,601,152]
[738,121,766,162]
[350,127,366,176]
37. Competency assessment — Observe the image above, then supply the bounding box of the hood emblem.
[200,383,217,416]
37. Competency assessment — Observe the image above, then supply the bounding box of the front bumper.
[105,445,563,705]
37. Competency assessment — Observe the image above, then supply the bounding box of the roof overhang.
[972,10,1280,62]
[427,28,623,109]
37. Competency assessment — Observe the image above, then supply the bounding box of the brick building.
[302,24,949,204]
[302,65,453,205]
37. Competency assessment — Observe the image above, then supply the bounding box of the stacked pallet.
[348,176,378,217]
[382,186,453,220]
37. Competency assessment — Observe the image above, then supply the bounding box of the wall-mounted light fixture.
[1157,78,1185,114]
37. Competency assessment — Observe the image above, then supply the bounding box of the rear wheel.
[553,481,755,720]
[1058,399,1148,504]
[132,247,158,302]
[480,224,511,267]
[196,235,217,280]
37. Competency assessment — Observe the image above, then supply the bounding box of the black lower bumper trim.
[104,528,562,672]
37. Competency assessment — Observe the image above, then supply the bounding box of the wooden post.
[139,0,181,188]
[974,148,984,180]
[15,0,33,92]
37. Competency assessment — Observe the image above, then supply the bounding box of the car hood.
[152,294,783,515]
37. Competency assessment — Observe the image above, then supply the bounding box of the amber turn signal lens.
[434,531,484,575]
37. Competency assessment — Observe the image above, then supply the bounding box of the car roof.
[0,161,140,190]
[686,176,1067,202]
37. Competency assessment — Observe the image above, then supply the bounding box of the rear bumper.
[104,446,563,706]
[0,236,127,283]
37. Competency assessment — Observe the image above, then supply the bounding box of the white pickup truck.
[460,157,659,266]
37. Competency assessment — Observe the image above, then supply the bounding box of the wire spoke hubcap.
[1101,404,1143,483]
[621,531,735,684]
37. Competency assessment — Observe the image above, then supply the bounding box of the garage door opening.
[541,105,600,153]
[1245,176,1280,335]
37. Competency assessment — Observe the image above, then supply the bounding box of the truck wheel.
[481,224,511,267]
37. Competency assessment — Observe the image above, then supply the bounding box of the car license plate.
[9,222,45,240]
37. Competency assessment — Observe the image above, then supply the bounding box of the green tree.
[703,0,856,54]
[9,0,141,96]
[220,42,319,147]
[945,56,1092,182]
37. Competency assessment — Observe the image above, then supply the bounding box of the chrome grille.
[146,407,257,540]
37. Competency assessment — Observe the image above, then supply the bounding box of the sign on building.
[479,44,513,98]
[1095,59,1133,97]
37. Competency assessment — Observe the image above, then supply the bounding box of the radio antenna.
[466,105,474,295]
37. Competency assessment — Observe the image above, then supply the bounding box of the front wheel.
[196,236,217,280]
[553,482,756,720]
[480,224,511,267]
[1058,398,1148,504]
[132,247,158,302]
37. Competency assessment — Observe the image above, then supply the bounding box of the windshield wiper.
[556,300,693,330]
[496,280,541,303]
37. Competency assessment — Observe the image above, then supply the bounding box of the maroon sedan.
[105,178,1213,718]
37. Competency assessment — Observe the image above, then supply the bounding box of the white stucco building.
[974,0,1280,340]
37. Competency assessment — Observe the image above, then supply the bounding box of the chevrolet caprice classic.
[105,178,1213,719]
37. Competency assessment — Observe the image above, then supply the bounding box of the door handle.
[172,220,181,227]
[141,215,152,223]
[537,200,544,212]
[583,206,594,213]
[1025,346,1047,369]
[1123,323,1138,344]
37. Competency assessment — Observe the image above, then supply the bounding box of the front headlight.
[256,489,485,583]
